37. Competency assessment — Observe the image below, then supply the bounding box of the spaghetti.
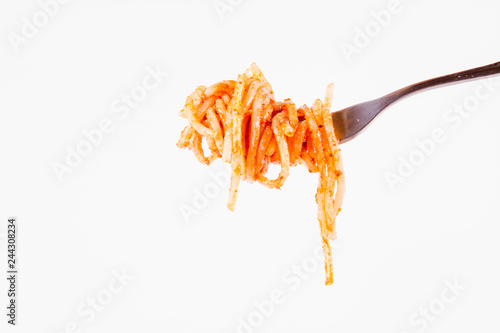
[177,64,345,285]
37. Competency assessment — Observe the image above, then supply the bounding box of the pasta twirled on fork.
[177,64,345,285]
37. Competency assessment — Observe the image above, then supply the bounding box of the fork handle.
[390,61,500,100]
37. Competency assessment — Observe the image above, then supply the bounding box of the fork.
[331,61,500,144]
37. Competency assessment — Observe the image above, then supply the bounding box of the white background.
[1,0,500,332]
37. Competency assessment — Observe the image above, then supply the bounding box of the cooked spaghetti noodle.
[177,64,345,285]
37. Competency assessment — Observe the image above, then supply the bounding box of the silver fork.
[331,61,500,144]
